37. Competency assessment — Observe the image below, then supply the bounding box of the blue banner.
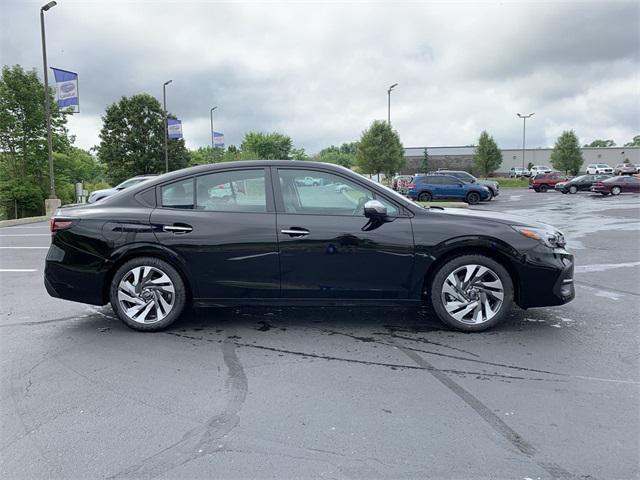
[51,68,79,112]
[213,131,224,148]
[168,118,183,139]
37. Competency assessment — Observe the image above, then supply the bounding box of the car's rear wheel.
[466,192,480,204]
[569,185,578,194]
[418,192,432,202]
[430,255,513,332]
[611,186,621,196]
[539,184,549,192]
[110,257,186,331]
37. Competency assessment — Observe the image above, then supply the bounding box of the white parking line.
[0,247,49,249]
[0,269,37,272]
[0,234,50,237]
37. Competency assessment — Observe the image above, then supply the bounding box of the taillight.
[50,217,75,236]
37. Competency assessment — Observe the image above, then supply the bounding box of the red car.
[529,173,568,192]
[590,176,640,195]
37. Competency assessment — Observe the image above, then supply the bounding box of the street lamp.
[210,106,217,149]
[517,112,535,171]
[40,1,57,198]
[387,83,398,125]
[163,79,172,173]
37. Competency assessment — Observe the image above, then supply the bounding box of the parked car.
[407,174,491,204]
[555,174,612,194]
[529,172,568,192]
[391,175,413,193]
[586,163,614,175]
[45,160,574,333]
[88,175,157,203]
[509,167,529,178]
[529,166,552,176]
[614,163,637,175]
[295,176,320,186]
[434,170,499,200]
[590,176,640,195]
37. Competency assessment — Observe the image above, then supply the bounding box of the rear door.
[273,167,415,300]
[150,168,280,300]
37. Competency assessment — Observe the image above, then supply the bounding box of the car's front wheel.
[430,255,513,332]
[110,257,186,331]
[611,186,621,196]
[538,184,549,192]
[569,185,578,194]
[465,192,481,204]
[418,192,432,202]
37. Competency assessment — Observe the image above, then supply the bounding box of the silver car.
[88,175,157,203]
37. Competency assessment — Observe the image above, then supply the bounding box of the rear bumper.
[44,244,109,306]
[515,246,575,309]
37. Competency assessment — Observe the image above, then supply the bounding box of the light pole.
[163,80,172,173]
[387,83,397,125]
[40,1,57,198]
[517,112,534,170]
[210,106,217,149]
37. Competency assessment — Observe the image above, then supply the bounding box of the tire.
[109,256,186,331]
[533,188,540,192]
[466,192,481,205]
[569,185,578,194]
[430,254,514,332]
[561,191,568,194]
[418,192,432,202]
[486,191,494,201]
[611,186,621,196]
[601,192,609,196]
[539,184,549,193]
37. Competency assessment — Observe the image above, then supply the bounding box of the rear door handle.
[163,224,193,234]
[281,228,310,237]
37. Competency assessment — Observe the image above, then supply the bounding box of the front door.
[150,168,280,300]
[273,167,415,300]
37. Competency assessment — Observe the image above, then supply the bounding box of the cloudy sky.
[2,0,639,153]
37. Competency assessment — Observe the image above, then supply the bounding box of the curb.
[0,216,50,228]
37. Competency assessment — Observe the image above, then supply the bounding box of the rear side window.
[196,169,267,212]
[161,178,194,209]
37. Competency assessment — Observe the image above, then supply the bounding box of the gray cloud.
[2,0,638,153]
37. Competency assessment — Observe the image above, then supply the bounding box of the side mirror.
[363,200,387,218]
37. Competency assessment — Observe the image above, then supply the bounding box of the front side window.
[161,178,194,209]
[278,169,398,216]
[196,169,267,212]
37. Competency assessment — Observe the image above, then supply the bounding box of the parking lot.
[1,189,639,479]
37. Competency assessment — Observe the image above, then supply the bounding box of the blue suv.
[407,174,491,204]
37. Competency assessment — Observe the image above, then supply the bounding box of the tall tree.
[421,148,430,173]
[355,120,405,177]
[240,132,292,160]
[624,135,640,147]
[584,139,616,147]
[0,65,70,218]
[290,147,308,160]
[97,94,189,184]
[189,146,225,166]
[472,131,502,177]
[550,130,584,175]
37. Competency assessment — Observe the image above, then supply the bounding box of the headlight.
[512,226,566,248]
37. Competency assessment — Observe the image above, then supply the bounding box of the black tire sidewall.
[430,255,514,332]
[109,257,186,331]
[539,184,548,192]
[418,192,432,202]
[466,192,480,204]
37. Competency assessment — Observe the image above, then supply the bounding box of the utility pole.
[517,112,535,170]
[40,1,57,198]
[163,80,172,173]
[210,106,217,149]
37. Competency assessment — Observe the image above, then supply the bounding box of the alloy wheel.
[117,266,175,324]
[441,264,504,325]
[611,186,621,196]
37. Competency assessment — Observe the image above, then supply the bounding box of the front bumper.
[515,246,575,309]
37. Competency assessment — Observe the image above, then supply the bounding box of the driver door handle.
[281,228,310,237]
[163,224,193,234]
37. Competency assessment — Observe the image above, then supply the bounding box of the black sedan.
[555,174,612,194]
[45,161,574,333]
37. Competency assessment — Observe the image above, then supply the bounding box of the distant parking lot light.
[387,83,398,125]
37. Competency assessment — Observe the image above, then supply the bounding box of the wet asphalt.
[1,188,639,480]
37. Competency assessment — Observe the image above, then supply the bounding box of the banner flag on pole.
[213,131,225,148]
[167,118,183,139]
[51,68,79,113]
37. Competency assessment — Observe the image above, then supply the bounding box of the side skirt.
[193,298,423,308]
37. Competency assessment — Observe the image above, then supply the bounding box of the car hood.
[429,206,554,230]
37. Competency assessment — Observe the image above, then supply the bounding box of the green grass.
[486,177,530,188]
